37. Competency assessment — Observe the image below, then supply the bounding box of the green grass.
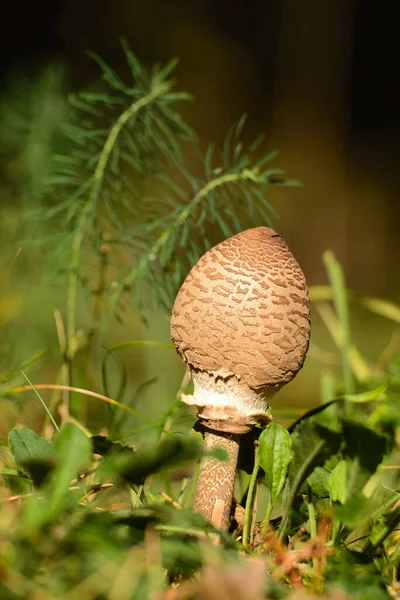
[0,251,399,600]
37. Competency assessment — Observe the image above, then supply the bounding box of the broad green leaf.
[368,502,400,551]
[306,466,331,499]
[100,434,203,486]
[1,471,32,495]
[19,457,56,487]
[288,399,339,433]
[91,434,131,456]
[329,460,347,503]
[259,423,292,521]
[342,419,388,497]
[366,394,400,429]
[8,427,53,464]
[333,494,371,529]
[279,419,342,539]
[45,423,92,521]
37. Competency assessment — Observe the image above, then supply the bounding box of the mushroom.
[170,227,310,529]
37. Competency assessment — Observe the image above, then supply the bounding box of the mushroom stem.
[194,429,241,530]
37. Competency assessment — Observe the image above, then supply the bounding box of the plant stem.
[323,251,355,395]
[6,384,165,431]
[54,309,71,423]
[18,370,59,432]
[306,484,318,572]
[85,234,110,392]
[184,461,200,509]
[279,439,325,541]
[66,82,171,368]
[194,430,241,530]
[243,444,260,548]
[306,485,317,539]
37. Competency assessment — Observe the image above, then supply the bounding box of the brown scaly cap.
[170,227,310,432]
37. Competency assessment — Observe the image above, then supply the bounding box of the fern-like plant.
[111,112,301,317]
[5,40,299,419]
[24,41,298,324]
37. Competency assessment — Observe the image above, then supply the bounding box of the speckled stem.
[193,430,241,530]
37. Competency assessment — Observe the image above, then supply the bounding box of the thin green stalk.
[155,524,219,540]
[43,365,65,435]
[330,515,342,546]
[19,369,59,432]
[54,309,70,424]
[306,485,317,538]
[65,83,171,419]
[264,498,273,526]
[6,383,167,433]
[86,235,109,376]
[178,478,189,504]
[279,440,325,540]
[306,484,318,571]
[184,461,200,509]
[366,506,400,554]
[315,302,370,383]
[320,371,337,405]
[238,470,251,501]
[66,81,172,359]
[131,484,145,509]
[0,349,50,385]
[243,448,260,548]
[323,251,355,395]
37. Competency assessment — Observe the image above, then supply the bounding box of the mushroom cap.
[170,227,310,430]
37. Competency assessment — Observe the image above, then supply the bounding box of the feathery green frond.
[110,116,299,317]
[25,40,195,348]
[16,42,298,337]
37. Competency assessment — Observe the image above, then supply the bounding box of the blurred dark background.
[1,0,399,291]
[0,0,399,431]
